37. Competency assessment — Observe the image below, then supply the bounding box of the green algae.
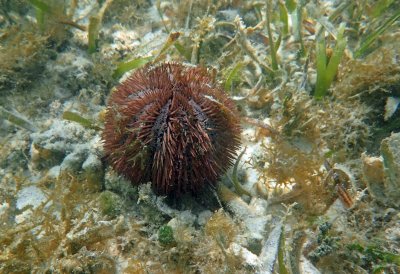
[0,106,37,132]
[314,24,346,99]
[112,56,153,79]
[355,8,400,58]
[62,111,102,131]
[158,225,175,246]
[88,16,101,54]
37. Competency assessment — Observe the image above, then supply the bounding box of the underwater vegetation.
[103,63,241,196]
[0,0,400,273]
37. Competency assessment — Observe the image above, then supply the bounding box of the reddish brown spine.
[103,63,241,196]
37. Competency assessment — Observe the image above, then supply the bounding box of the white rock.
[384,96,400,121]
[229,242,260,268]
[16,185,47,210]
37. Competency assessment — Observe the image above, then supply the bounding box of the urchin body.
[103,63,241,196]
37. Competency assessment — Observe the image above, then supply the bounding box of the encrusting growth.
[103,63,241,196]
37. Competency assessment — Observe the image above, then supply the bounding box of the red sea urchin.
[103,63,241,196]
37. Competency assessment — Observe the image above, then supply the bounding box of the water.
[0,0,399,273]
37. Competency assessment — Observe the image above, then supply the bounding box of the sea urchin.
[103,63,241,196]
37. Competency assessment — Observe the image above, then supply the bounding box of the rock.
[362,132,400,207]
[380,132,400,206]
[361,154,386,202]
[30,120,104,191]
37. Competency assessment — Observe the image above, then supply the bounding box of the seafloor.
[0,0,399,273]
